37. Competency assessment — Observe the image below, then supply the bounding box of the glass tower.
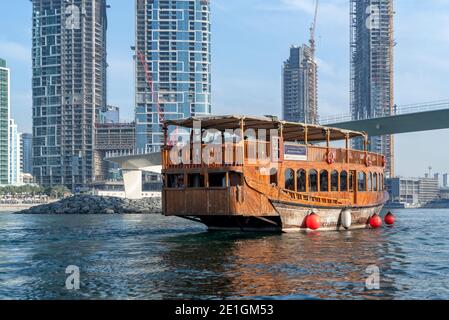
[21,133,33,175]
[32,0,108,189]
[135,0,212,152]
[0,58,10,185]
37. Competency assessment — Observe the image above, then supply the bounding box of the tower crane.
[137,50,164,126]
[309,0,319,59]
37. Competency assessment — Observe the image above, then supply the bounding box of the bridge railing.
[319,99,449,125]
[105,148,156,159]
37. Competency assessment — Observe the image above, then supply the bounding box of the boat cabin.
[161,115,387,222]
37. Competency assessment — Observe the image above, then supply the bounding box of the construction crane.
[136,50,164,126]
[309,0,319,58]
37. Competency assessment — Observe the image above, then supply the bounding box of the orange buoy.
[306,213,321,230]
[369,214,382,229]
[384,212,395,225]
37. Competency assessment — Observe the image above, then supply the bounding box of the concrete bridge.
[106,150,162,199]
[320,100,449,136]
[107,100,449,199]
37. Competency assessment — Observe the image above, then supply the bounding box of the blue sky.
[1,0,449,178]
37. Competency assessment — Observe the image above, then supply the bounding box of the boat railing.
[163,142,385,168]
[245,176,352,206]
[280,188,352,205]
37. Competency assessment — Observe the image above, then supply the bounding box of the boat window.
[380,174,384,191]
[297,169,306,192]
[270,168,278,186]
[209,172,227,187]
[229,172,243,187]
[331,170,339,192]
[320,170,329,192]
[285,169,295,191]
[340,171,348,192]
[368,173,373,191]
[373,173,378,191]
[309,170,318,192]
[167,174,185,188]
[349,171,355,192]
[188,174,205,188]
[358,172,366,192]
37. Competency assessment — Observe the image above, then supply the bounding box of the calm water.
[1,209,449,300]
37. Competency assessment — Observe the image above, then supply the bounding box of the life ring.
[327,151,336,164]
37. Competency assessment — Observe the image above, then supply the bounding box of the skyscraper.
[21,133,33,175]
[282,45,318,124]
[9,119,22,185]
[350,0,395,177]
[135,0,212,153]
[0,58,9,185]
[32,0,108,189]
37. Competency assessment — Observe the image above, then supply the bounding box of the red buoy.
[306,213,321,230]
[369,214,382,229]
[384,212,395,225]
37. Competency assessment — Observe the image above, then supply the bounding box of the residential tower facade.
[350,0,395,177]
[9,119,22,185]
[135,0,212,152]
[32,0,108,188]
[282,45,318,124]
[0,58,9,185]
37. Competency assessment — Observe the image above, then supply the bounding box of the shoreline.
[0,204,44,213]
[0,200,58,213]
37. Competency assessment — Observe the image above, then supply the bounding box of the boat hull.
[272,201,385,232]
[180,202,385,233]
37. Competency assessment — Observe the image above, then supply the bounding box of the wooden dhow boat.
[161,115,389,232]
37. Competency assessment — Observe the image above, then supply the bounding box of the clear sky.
[1,0,448,178]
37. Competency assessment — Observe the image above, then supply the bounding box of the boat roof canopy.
[164,115,367,142]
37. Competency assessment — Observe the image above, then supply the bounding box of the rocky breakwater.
[15,195,162,215]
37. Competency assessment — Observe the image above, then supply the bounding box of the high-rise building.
[32,0,108,189]
[21,133,33,175]
[101,105,120,124]
[9,119,22,185]
[350,0,395,177]
[94,122,136,181]
[0,58,10,185]
[418,176,439,204]
[443,174,448,188]
[282,45,318,124]
[135,0,212,153]
[386,177,419,205]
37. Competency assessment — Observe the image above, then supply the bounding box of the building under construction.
[282,44,318,125]
[94,123,136,181]
[350,0,395,177]
[32,0,108,188]
[134,0,212,153]
[282,1,319,125]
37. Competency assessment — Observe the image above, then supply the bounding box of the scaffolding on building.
[350,0,395,177]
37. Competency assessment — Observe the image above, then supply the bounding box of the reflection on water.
[0,209,449,300]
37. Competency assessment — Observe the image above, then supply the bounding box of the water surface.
[1,209,449,300]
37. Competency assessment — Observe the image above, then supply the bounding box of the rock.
[14,195,162,215]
